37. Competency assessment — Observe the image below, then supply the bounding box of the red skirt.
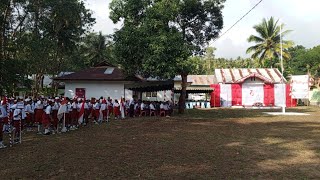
[34,109,43,123]
[108,106,113,115]
[1,117,8,124]
[93,109,100,119]
[114,107,120,116]
[25,113,33,124]
[52,110,58,127]
[71,109,78,119]
[42,113,50,126]
[102,110,107,118]
[13,120,21,132]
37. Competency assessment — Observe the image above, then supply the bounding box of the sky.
[85,0,320,59]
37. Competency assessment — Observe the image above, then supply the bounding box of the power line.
[211,0,264,44]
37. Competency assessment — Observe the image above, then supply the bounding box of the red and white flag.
[57,98,67,120]
[78,98,85,124]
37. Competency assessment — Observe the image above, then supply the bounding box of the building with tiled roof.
[54,63,141,100]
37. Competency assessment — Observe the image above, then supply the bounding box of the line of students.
[126,99,173,117]
[0,96,173,149]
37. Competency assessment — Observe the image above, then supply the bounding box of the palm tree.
[246,17,294,67]
[82,32,110,67]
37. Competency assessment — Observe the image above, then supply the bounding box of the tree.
[246,17,294,67]
[204,47,216,74]
[292,45,320,88]
[285,45,307,77]
[110,0,225,113]
[80,32,113,67]
[0,0,95,96]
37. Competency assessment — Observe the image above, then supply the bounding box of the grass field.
[1,107,320,179]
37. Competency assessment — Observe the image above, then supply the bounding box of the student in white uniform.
[24,99,33,131]
[42,101,53,135]
[100,99,107,123]
[0,102,7,148]
[12,103,21,142]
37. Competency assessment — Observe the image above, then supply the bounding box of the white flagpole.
[61,113,67,133]
[280,20,286,113]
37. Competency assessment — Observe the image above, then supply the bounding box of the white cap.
[55,97,60,100]
[25,98,31,102]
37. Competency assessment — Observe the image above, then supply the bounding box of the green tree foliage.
[246,17,294,67]
[290,45,320,88]
[0,0,95,95]
[110,0,225,113]
[80,32,114,67]
[203,47,216,74]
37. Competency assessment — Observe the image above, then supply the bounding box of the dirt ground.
[1,106,320,179]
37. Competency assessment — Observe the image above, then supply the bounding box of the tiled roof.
[188,75,216,85]
[215,68,286,84]
[54,66,141,81]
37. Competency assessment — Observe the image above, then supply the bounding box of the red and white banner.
[242,83,264,106]
[78,99,85,124]
[210,83,296,107]
[291,75,309,99]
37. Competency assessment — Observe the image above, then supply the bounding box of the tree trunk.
[178,73,188,114]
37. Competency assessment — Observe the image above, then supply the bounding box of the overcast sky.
[85,0,320,59]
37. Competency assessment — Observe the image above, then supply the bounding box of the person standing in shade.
[0,100,7,148]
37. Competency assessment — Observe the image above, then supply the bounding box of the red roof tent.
[54,62,141,81]
[210,68,296,107]
[214,68,286,84]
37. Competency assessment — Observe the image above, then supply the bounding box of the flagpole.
[280,20,286,113]
[61,113,67,133]
[6,97,13,147]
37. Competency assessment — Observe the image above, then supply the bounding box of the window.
[152,92,157,97]
[104,67,115,74]
[146,92,157,97]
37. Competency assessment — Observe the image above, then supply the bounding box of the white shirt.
[94,102,100,110]
[113,102,120,107]
[160,103,164,109]
[35,102,43,109]
[134,104,139,110]
[163,104,169,110]
[52,102,60,110]
[67,103,72,112]
[84,102,89,109]
[140,103,145,110]
[13,108,21,120]
[129,98,134,105]
[107,101,113,107]
[45,105,52,115]
[150,103,155,110]
[100,103,106,111]
[0,105,7,118]
[25,104,33,113]
[72,102,77,109]
[88,102,93,109]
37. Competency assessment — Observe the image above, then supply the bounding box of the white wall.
[64,81,133,100]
